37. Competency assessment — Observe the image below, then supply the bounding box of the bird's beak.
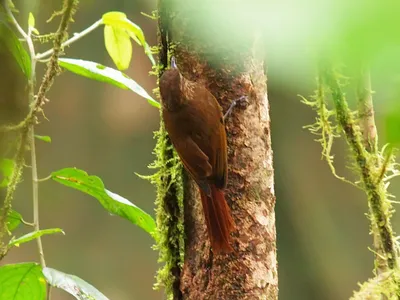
[171,56,177,69]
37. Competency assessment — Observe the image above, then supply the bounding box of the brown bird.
[159,57,235,254]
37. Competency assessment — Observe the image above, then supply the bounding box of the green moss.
[148,120,185,298]
[351,270,400,299]
[300,72,357,187]
[135,100,185,297]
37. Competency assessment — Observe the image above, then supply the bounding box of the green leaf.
[28,12,35,28]
[51,168,156,236]
[0,158,14,188]
[58,58,159,108]
[102,11,155,65]
[0,263,46,300]
[8,228,64,248]
[0,22,31,78]
[43,267,108,300]
[34,135,52,143]
[104,25,132,70]
[6,210,22,232]
[102,12,145,46]
[28,13,39,35]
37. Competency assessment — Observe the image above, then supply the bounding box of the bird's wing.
[172,136,213,195]
[212,118,228,189]
[192,91,228,189]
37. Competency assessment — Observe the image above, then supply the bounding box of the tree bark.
[158,1,277,299]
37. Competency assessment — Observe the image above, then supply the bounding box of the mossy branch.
[356,67,388,274]
[351,270,400,299]
[303,60,400,298]
[299,73,359,189]
[320,63,398,270]
[357,67,378,155]
[0,0,78,259]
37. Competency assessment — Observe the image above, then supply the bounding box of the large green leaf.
[43,267,108,300]
[0,158,14,187]
[51,168,156,236]
[104,24,132,70]
[0,263,46,300]
[6,210,22,232]
[8,228,64,248]
[0,22,31,78]
[58,58,159,108]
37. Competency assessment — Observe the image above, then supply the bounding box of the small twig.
[377,147,393,184]
[20,219,35,227]
[34,174,52,182]
[141,11,157,20]
[31,128,46,267]
[35,19,102,60]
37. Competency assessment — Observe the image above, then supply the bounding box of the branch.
[356,66,388,274]
[321,63,398,271]
[357,67,378,154]
[36,19,102,61]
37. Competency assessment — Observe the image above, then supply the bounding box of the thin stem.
[35,174,52,182]
[3,1,28,40]
[35,19,102,60]
[26,17,47,272]
[20,219,35,227]
[31,128,46,267]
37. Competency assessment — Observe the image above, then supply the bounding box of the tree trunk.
[157,1,277,299]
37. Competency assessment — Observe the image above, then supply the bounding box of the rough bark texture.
[158,1,277,299]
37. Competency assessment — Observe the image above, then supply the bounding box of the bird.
[159,56,235,254]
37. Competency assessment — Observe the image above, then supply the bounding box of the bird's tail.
[199,185,235,254]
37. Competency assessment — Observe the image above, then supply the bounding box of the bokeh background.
[2,0,400,299]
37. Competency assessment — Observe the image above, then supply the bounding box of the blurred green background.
[2,0,400,299]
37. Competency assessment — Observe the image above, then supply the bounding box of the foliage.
[8,228,64,248]
[58,58,159,107]
[43,268,109,300]
[0,263,46,300]
[0,1,158,299]
[51,168,156,236]
[0,21,31,77]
